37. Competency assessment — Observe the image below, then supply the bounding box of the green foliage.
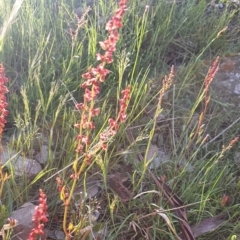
[0,204,9,229]
[0,0,240,239]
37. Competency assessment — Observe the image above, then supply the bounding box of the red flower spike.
[119,0,128,7]
[27,189,48,240]
[109,30,119,43]
[75,144,83,153]
[56,177,63,192]
[75,103,84,110]
[90,108,100,116]
[70,174,78,179]
[74,0,129,155]
[91,64,110,82]
[82,72,92,79]
[108,118,119,130]
[0,64,9,139]
[82,121,95,129]
[99,40,109,50]
[102,143,108,150]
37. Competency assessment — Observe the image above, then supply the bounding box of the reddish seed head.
[75,103,85,110]
[91,64,110,82]
[82,72,92,79]
[27,189,48,240]
[90,108,100,116]
[0,64,9,139]
[119,0,128,6]
[108,118,119,130]
[102,143,108,150]
[74,0,130,154]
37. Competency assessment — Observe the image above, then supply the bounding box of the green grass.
[1,0,240,239]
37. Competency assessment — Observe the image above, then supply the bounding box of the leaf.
[190,213,228,238]
[151,173,228,239]
[156,211,182,240]
[68,222,74,231]
[60,186,67,202]
[149,171,195,240]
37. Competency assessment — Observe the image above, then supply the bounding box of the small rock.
[235,73,240,78]
[74,180,101,201]
[180,159,194,172]
[11,202,36,227]
[1,145,42,177]
[234,152,240,168]
[11,225,33,240]
[35,145,48,164]
[75,7,84,17]
[234,84,240,95]
[48,230,65,240]
[11,225,48,240]
[146,144,159,160]
[149,150,169,169]
[217,3,224,9]
[147,144,169,169]
[14,157,42,177]
[10,203,48,239]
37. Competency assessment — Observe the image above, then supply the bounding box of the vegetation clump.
[1,0,240,239]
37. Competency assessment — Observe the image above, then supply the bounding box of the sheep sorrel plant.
[27,189,48,240]
[0,64,12,239]
[0,64,9,201]
[55,0,130,238]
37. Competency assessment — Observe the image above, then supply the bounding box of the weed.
[0,0,240,239]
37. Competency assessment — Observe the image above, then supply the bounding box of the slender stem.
[63,177,77,238]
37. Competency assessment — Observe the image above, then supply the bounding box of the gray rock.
[35,145,48,164]
[1,145,42,177]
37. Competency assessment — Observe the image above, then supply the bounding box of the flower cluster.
[74,0,129,154]
[60,0,130,237]
[118,85,131,122]
[204,56,219,88]
[56,177,63,192]
[0,64,9,200]
[27,189,48,240]
[56,177,71,205]
[0,64,9,141]
[100,85,130,148]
